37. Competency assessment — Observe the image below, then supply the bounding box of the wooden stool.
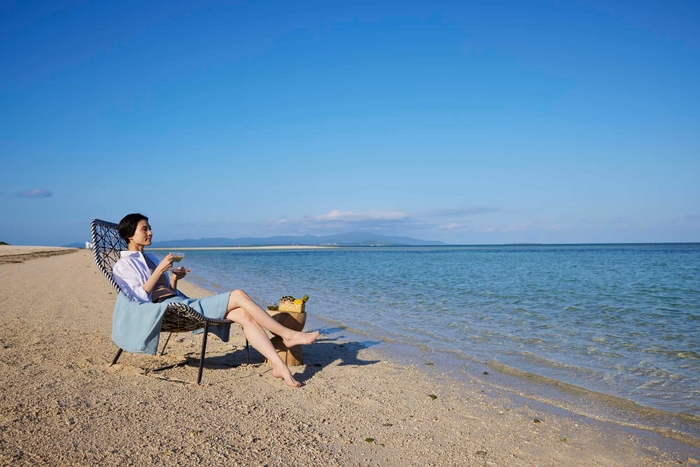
[268,311,307,366]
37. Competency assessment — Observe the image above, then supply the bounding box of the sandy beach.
[1,247,697,466]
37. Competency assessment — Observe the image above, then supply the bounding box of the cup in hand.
[170,252,184,263]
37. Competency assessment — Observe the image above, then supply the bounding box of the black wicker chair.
[90,218,248,384]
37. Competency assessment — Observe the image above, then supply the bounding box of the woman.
[112,213,319,387]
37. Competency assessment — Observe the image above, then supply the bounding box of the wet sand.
[0,247,697,466]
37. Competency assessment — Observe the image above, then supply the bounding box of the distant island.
[146,232,446,248]
[63,232,444,249]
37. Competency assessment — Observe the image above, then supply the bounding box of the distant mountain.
[150,232,445,248]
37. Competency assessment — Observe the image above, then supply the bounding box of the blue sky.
[1,0,698,245]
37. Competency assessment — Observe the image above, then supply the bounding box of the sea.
[162,243,700,445]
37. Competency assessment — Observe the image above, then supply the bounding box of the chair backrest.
[90,219,127,294]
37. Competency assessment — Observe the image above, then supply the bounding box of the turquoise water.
[169,244,699,437]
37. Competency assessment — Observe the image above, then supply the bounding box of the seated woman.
[112,213,319,387]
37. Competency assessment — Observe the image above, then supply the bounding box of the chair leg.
[111,348,123,366]
[159,332,173,356]
[197,321,210,385]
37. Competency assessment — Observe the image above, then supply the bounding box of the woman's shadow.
[201,327,381,383]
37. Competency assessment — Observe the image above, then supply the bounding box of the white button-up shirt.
[113,251,170,303]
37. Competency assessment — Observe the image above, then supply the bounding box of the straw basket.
[278,301,305,313]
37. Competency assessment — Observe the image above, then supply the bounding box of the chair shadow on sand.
[172,326,382,384]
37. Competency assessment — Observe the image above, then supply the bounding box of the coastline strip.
[0,246,78,264]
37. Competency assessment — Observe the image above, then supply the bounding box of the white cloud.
[433,219,565,234]
[420,206,504,218]
[190,205,571,242]
[605,216,630,229]
[314,210,408,222]
[498,220,564,232]
[16,189,52,198]
[256,206,505,237]
[436,222,467,231]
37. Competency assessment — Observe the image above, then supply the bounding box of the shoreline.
[182,256,700,457]
[0,245,78,256]
[1,249,698,466]
[306,312,700,451]
[174,247,700,450]
[0,245,79,264]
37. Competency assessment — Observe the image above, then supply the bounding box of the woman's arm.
[113,253,174,302]
[113,258,151,302]
[141,256,172,294]
[169,267,191,291]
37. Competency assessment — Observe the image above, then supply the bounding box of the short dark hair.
[118,213,149,242]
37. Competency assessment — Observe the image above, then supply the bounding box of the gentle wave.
[484,361,700,447]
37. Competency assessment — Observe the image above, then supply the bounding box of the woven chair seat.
[162,302,231,332]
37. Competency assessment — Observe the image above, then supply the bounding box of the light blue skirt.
[162,292,231,320]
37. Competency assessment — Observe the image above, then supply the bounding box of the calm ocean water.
[167,244,699,439]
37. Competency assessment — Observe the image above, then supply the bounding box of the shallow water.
[166,243,700,439]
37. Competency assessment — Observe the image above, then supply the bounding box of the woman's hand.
[156,253,175,274]
[169,266,191,290]
[171,267,191,279]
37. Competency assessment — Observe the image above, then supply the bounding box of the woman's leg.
[226,307,301,387]
[225,290,319,347]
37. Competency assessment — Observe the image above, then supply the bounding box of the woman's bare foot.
[271,365,301,388]
[283,330,320,348]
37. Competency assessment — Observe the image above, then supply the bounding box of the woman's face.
[129,219,152,248]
